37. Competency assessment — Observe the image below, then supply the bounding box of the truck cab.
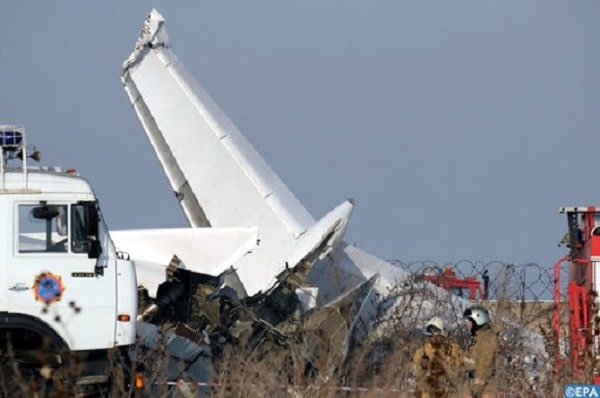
[0,125,137,385]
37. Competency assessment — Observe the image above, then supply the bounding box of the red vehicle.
[553,206,600,383]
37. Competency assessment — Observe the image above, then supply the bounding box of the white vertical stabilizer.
[121,10,408,296]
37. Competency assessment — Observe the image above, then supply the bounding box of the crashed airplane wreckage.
[112,9,548,389]
[118,9,407,300]
[113,8,414,385]
[132,254,379,386]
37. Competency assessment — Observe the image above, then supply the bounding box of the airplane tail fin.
[121,9,314,236]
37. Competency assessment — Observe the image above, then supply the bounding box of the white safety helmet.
[424,316,447,337]
[463,305,491,326]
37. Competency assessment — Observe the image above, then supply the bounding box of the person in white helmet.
[412,316,463,398]
[462,304,499,398]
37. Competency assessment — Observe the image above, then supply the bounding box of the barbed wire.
[386,259,567,301]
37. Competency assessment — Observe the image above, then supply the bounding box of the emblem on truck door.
[33,272,65,304]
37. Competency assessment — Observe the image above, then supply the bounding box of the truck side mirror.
[32,205,59,220]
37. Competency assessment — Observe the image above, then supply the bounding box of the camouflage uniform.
[412,335,463,398]
[463,324,499,398]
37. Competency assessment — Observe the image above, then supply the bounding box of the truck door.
[6,201,117,351]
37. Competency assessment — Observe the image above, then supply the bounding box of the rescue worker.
[412,316,463,398]
[462,305,499,398]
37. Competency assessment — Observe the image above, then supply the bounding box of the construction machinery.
[419,266,485,300]
[554,206,600,383]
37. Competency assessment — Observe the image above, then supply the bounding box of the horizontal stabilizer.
[111,227,258,293]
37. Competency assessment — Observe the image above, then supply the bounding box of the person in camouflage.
[412,316,463,398]
[462,305,499,398]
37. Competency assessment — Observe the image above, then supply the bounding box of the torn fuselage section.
[134,249,378,387]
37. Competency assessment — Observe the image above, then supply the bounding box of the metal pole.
[520,265,525,322]
[22,127,28,190]
[0,149,4,191]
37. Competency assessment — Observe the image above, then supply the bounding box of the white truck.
[0,125,137,389]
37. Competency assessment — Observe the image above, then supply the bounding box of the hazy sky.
[2,2,599,271]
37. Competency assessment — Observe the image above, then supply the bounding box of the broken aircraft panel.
[135,253,379,384]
